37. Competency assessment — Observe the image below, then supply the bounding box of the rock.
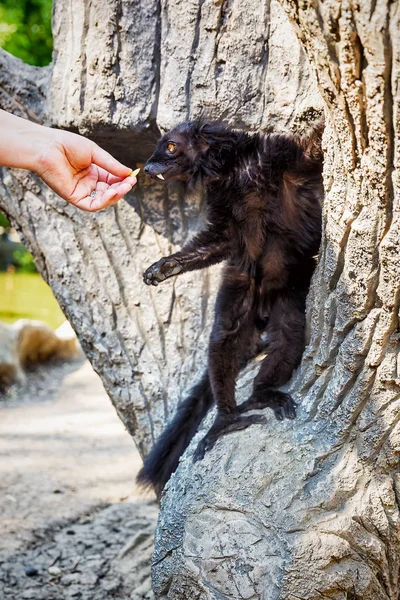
[17,319,82,367]
[1,502,157,599]
[21,590,39,599]
[101,578,120,592]
[0,319,82,389]
[24,566,38,577]
[61,573,81,586]
[77,571,98,586]
[66,584,83,597]
[0,322,25,387]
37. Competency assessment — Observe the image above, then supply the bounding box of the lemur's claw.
[143,257,182,286]
[239,390,297,421]
[193,412,267,462]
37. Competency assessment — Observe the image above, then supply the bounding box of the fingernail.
[131,168,140,177]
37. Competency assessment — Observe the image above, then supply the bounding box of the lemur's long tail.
[136,374,213,497]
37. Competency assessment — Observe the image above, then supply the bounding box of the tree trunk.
[0,0,398,599]
[151,1,400,599]
[0,0,319,453]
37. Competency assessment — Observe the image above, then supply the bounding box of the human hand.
[33,129,138,212]
[0,110,138,212]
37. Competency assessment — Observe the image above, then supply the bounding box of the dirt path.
[0,360,157,599]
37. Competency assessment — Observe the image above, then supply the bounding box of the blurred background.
[0,0,52,66]
[0,0,59,329]
[0,210,65,328]
[0,6,155,598]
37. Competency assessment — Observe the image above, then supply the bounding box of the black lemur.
[137,119,323,495]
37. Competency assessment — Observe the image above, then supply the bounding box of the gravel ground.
[0,360,157,599]
[0,500,158,600]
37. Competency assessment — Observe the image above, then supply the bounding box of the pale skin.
[0,110,138,212]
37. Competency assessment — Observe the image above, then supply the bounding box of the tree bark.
[0,0,319,453]
[151,1,400,599]
[0,0,398,598]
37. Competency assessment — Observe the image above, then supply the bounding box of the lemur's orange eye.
[167,142,176,154]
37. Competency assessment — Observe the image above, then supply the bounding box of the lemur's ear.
[198,123,213,153]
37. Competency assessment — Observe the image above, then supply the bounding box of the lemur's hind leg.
[239,389,297,420]
[194,265,265,462]
[238,288,306,420]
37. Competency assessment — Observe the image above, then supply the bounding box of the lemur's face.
[144,123,201,182]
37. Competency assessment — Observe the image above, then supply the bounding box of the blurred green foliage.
[0,0,53,66]
[0,211,10,228]
[0,211,37,273]
[13,248,37,272]
[0,233,38,272]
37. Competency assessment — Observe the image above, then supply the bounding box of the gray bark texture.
[0,0,319,454]
[0,0,398,598]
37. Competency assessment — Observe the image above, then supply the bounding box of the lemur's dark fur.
[138,120,324,495]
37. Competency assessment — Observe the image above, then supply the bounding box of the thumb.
[91,143,131,178]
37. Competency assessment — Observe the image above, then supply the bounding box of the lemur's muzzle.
[144,162,166,180]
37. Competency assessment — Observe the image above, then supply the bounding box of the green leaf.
[0,0,53,67]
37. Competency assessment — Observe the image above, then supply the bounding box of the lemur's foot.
[143,257,182,286]
[238,390,297,421]
[193,412,266,462]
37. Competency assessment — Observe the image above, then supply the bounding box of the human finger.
[91,144,132,179]
[96,166,138,187]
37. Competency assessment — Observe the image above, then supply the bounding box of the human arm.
[0,110,138,212]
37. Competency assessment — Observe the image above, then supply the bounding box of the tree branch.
[0,49,50,122]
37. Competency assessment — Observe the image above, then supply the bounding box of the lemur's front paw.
[143,257,182,286]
